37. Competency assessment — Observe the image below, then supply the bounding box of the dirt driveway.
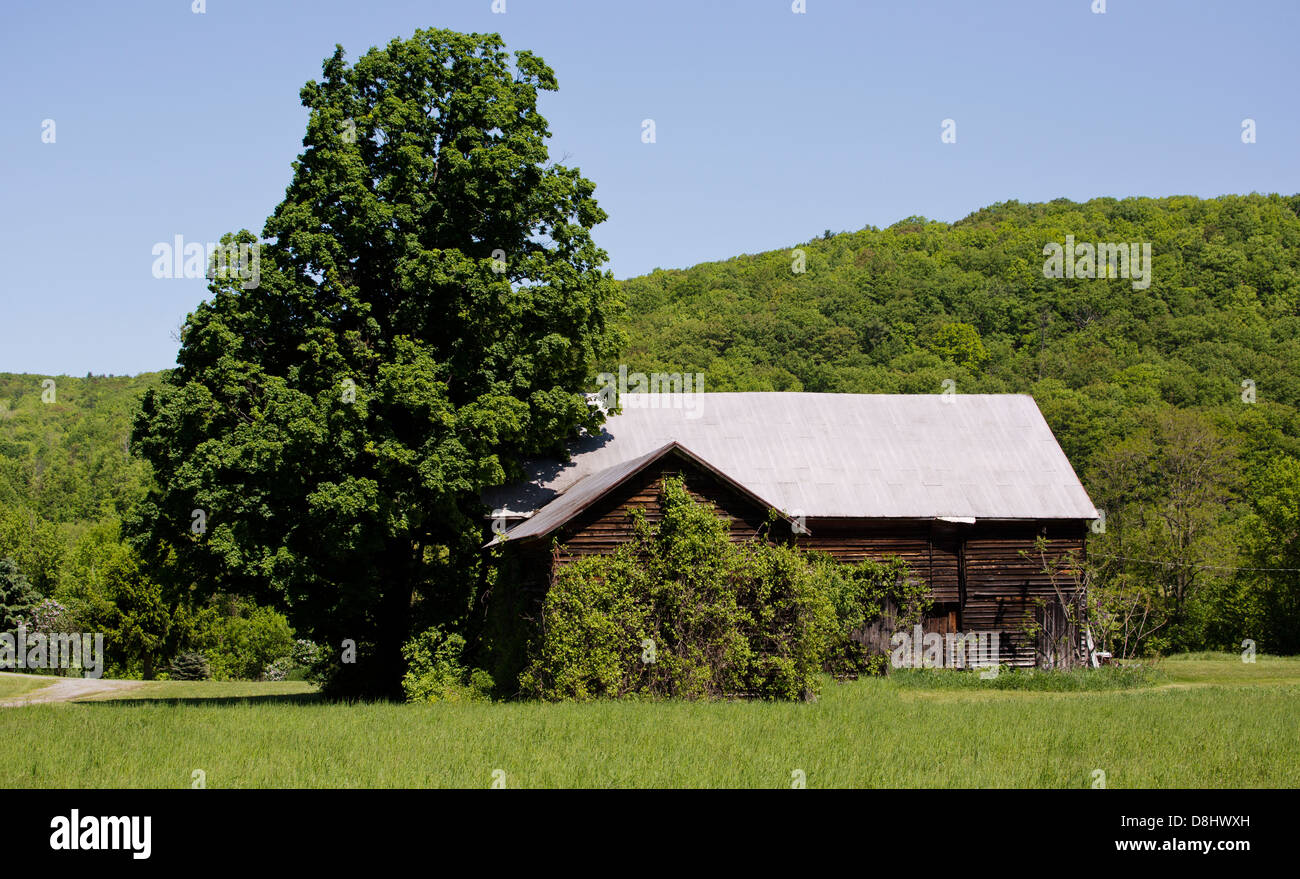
[0,672,144,706]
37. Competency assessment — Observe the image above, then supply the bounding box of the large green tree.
[129,29,620,697]
[1085,409,1240,650]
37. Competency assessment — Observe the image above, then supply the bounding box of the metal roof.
[484,393,1099,531]
[486,443,668,546]
[485,440,801,546]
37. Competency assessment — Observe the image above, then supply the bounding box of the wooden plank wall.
[961,522,1086,666]
[549,461,773,566]
[795,520,962,604]
[801,519,1085,666]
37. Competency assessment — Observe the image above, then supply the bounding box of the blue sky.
[1,0,1296,375]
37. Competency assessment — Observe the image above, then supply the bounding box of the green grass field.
[1,654,1296,788]
[0,673,58,700]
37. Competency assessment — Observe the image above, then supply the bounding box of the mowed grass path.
[1,655,1296,788]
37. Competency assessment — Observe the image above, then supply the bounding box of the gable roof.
[486,441,799,546]
[483,392,1099,525]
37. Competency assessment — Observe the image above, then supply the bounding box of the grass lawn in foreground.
[1,654,1295,788]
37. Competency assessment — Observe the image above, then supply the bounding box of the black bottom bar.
[4,788,1289,866]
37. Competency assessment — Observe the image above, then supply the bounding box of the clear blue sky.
[1,0,1296,376]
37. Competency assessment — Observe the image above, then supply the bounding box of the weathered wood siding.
[960,522,1086,666]
[792,518,1085,666]
[548,460,773,565]
[794,520,962,603]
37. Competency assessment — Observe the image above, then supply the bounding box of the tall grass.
[1,656,1296,788]
[889,664,1163,691]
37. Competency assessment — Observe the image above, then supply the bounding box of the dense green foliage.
[400,626,494,703]
[0,373,157,594]
[0,557,37,630]
[0,374,299,679]
[125,29,620,697]
[620,195,1300,404]
[614,194,1300,655]
[519,477,926,701]
[189,596,297,681]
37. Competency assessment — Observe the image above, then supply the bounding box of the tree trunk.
[373,575,415,700]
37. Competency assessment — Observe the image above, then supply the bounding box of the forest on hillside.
[2,193,1299,676]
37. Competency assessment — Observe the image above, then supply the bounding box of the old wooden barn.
[484,393,1100,668]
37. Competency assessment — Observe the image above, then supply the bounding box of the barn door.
[1034,600,1081,669]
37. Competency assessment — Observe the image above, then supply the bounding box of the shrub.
[18,597,76,634]
[815,553,929,677]
[253,639,324,683]
[292,638,321,668]
[519,477,919,701]
[517,551,650,700]
[401,627,494,703]
[168,651,211,681]
[190,596,296,681]
[262,656,295,682]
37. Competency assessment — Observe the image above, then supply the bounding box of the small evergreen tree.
[168,651,211,681]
